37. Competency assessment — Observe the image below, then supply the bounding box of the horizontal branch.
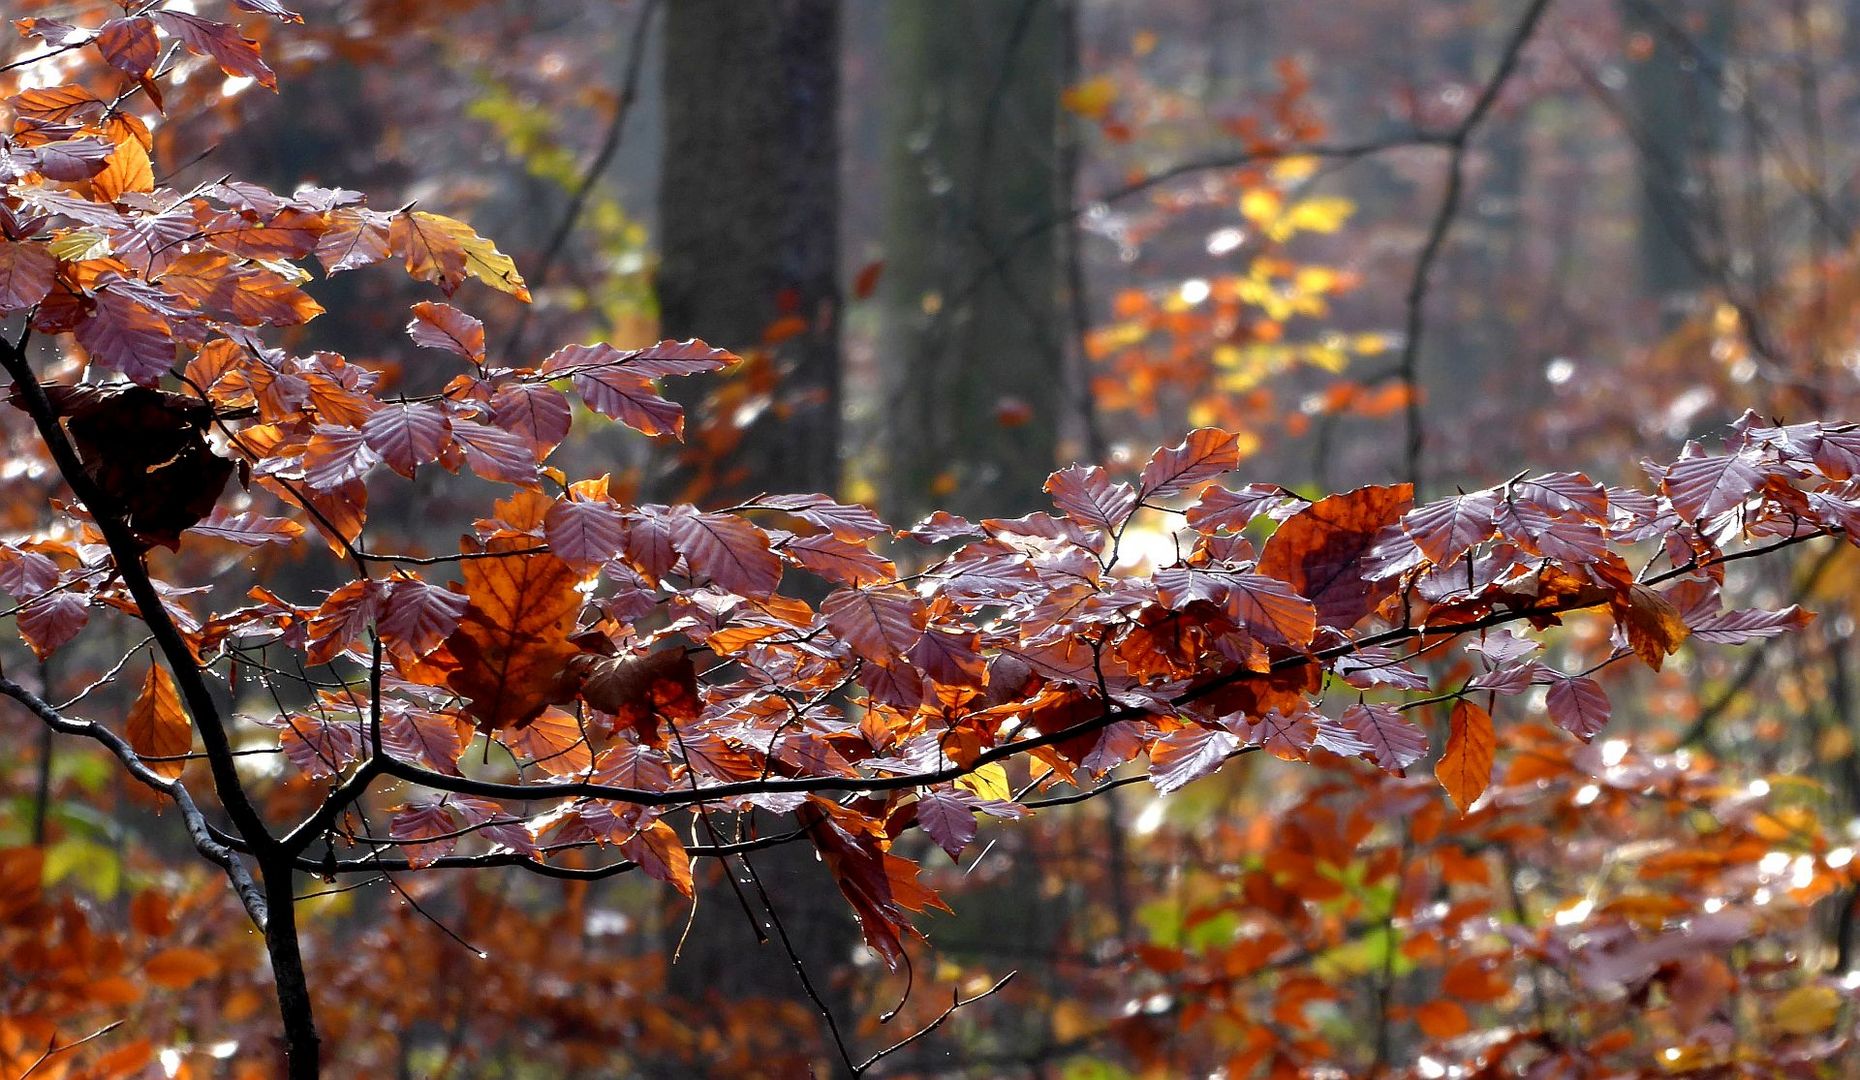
[0,675,268,929]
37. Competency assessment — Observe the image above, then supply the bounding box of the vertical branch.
[1059,0,1106,463]
[0,336,320,1075]
[1396,0,1552,494]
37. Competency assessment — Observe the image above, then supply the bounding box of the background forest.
[6,0,1860,1077]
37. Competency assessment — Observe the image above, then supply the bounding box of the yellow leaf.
[1284,195,1354,235]
[1771,984,1841,1036]
[1061,76,1118,120]
[49,229,112,261]
[390,210,531,301]
[1240,188,1281,225]
[957,761,1010,802]
[127,662,191,780]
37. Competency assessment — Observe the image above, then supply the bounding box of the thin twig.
[1397,0,1553,494]
[501,0,660,359]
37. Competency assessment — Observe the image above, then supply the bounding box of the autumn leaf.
[1045,464,1138,532]
[503,707,593,775]
[1545,675,1610,741]
[821,586,926,666]
[1611,583,1690,670]
[1149,725,1241,794]
[17,590,88,660]
[143,946,219,989]
[544,498,628,568]
[390,210,531,301]
[1342,702,1428,773]
[1257,483,1412,629]
[443,540,583,730]
[149,10,277,90]
[619,819,693,897]
[571,366,686,438]
[492,383,573,456]
[406,301,486,364]
[915,789,978,860]
[576,648,699,745]
[1663,453,1765,521]
[127,662,191,780]
[665,508,782,597]
[1435,700,1495,813]
[1136,428,1242,500]
[1401,490,1500,563]
[377,576,468,657]
[389,801,462,868]
[361,402,451,476]
[90,136,154,203]
[187,508,304,547]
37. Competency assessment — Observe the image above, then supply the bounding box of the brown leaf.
[576,648,699,745]
[620,819,693,897]
[1612,584,1690,670]
[1545,675,1611,741]
[143,946,219,989]
[443,540,583,730]
[821,586,926,666]
[1435,700,1494,813]
[0,241,58,314]
[127,662,191,780]
[390,210,530,300]
[20,383,233,550]
[1257,483,1413,629]
[406,301,485,364]
[1136,428,1242,500]
[148,10,276,90]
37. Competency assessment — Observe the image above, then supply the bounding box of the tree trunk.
[655,4,855,1073]
[880,0,1065,523]
[658,0,841,504]
[263,861,321,1079]
[1623,0,1732,309]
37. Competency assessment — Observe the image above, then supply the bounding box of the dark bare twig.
[0,676,268,928]
[18,1020,123,1080]
[736,849,859,1076]
[501,0,660,359]
[1397,0,1553,494]
[854,971,1017,1076]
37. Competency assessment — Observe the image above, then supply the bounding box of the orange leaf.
[144,946,219,989]
[1434,700,1494,813]
[127,662,191,780]
[502,706,593,776]
[91,136,153,203]
[762,313,809,345]
[1611,583,1690,670]
[1257,483,1412,630]
[620,818,693,897]
[443,539,582,730]
[1413,999,1470,1039]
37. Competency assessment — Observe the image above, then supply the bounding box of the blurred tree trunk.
[655,3,855,1070]
[1623,0,1732,311]
[880,0,1065,523]
[658,0,842,503]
